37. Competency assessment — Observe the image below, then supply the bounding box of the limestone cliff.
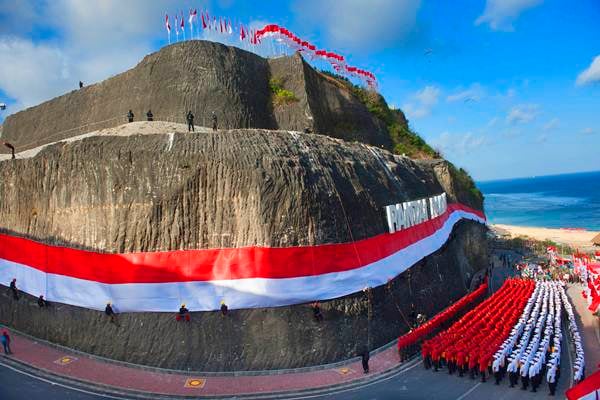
[0,40,487,371]
[0,125,486,370]
[0,41,392,154]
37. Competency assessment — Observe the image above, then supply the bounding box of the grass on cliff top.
[319,70,438,160]
[320,70,483,205]
[269,78,299,107]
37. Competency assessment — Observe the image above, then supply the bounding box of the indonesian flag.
[220,18,224,34]
[0,204,485,312]
[165,14,171,34]
[180,12,185,31]
[566,370,600,400]
[188,9,197,25]
[201,12,207,29]
[240,25,246,41]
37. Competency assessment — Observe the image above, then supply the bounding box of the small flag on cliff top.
[201,12,207,29]
[165,14,171,43]
[228,19,233,34]
[180,11,185,40]
[240,25,246,41]
[188,9,196,39]
[175,14,179,38]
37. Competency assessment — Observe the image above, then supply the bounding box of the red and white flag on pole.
[188,9,196,39]
[201,12,207,29]
[180,11,185,40]
[240,24,246,41]
[165,14,171,44]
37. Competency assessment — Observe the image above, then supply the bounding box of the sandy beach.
[493,224,599,251]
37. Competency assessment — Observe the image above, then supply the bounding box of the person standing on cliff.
[3,142,15,159]
[146,110,153,122]
[38,295,48,308]
[9,278,19,300]
[177,304,190,321]
[211,111,217,131]
[105,302,118,325]
[127,110,134,123]
[1,331,12,355]
[186,111,195,132]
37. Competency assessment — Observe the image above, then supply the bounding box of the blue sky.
[0,0,598,180]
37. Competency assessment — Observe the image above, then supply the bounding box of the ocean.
[477,170,600,231]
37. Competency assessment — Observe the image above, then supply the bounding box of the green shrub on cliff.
[319,70,437,159]
[448,163,484,205]
[269,78,299,107]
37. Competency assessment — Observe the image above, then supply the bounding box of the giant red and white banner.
[0,204,485,312]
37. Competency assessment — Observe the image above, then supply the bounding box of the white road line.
[289,361,424,399]
[0,361,128,400]
[1,357,425,400]
[454,382,481,400]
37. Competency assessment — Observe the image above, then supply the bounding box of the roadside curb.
[0,353,421,399]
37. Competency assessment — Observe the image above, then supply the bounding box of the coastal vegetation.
[269,77,299,106]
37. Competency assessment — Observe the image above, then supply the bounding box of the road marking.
[184,378,206,388]
[455,382,481,400]
[0,361,127,399]
[336,367,355,375]
[289,360,424,399]
[54,356,77,365]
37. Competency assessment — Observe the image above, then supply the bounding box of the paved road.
[0,362,101,400]
[317,357,570,400]
[1,349,571,400]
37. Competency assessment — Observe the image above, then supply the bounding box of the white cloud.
[581,127,595,135]
[402,85,440,119]
[506,104,540,124]
[430,131,488,156]
[0,37,72,109]
[542,118,559,131]
[292,0,421,52]
[475,0,543,31]
[576,55,600,86]
[446,83,485,103]
[0,0,202,112]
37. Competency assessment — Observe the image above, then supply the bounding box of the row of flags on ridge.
[163,10,377,88]
[165,10,262,46]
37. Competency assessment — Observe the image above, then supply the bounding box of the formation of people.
[421,279,586,396]
[126,109,218,131]
[421,279,534,382]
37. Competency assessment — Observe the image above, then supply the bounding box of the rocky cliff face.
[0,221,486,371]
[0,125,486,370]
[0,41,392,154]
[0,38,487,371]
[0,126,479,251]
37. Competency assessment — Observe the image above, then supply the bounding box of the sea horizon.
[477,170,600,231]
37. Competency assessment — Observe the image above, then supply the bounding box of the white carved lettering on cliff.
[385,193,447,234]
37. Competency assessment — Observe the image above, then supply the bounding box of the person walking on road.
[186,111,195,132]
[361,350,370,374]
[1,331,12,355]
